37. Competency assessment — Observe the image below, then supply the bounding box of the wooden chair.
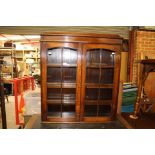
[130,59,155,119]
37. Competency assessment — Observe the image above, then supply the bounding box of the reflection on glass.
[47,47,77,118]
[84,49,114,117]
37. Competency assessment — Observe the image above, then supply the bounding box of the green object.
[33,75,40,84]
[122,84,138,107]
[122,96,137,106]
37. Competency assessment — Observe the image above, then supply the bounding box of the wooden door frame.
[41,42,82,122]
[41,42,47,121]
[80,43,121,122]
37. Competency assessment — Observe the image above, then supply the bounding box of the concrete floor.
[0,96,19,129]
[0,86,41,129]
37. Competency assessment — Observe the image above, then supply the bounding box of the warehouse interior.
[0,26,155,129]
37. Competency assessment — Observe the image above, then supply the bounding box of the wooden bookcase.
[41,32,123,122]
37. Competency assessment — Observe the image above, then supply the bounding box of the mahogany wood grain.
[41,31,122,39]
[83,117,112,122]
[76,44,82,121]
[41,42,47,121]
[41,32,123,122]
[111,52,121,118]
[41,36,122,45]
[46,117,76,122]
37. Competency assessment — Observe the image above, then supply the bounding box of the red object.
[13,78,20,125]
[30,76,35,90]
[19,92,25,113]
[12,76,35,126]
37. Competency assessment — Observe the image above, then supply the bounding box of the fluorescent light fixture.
[6,35,24,40]
[0,37,8,41]
[0,34,40,41]
[24,35,40,39]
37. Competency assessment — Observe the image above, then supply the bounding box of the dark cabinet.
[41,32,122,122]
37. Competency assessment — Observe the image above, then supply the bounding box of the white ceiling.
[0,26,130,39]
[0,34,40,42]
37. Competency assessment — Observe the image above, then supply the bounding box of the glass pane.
[47,48,78,65]
[47,67,77,83]
[86,50,100,66]
[84,88,99,117]
[100,88,113,100]
[85,88,99,100]
[47,88,61,100]
[47,67,61,83]
[86,68,99,84]
[63,48,77,65]
[84,48,114,118]
[62,68,76,83]
[84,105,97,116]
[98,105,111,116]
[61,88,76,117]
[47,48,62,64]
[48,104,61,117]
[101,50,114,66]
[47,88,61,117]
[62,105,75,117]
[62,88,76,103]
[100,68,114,84]
[46,47,78,118]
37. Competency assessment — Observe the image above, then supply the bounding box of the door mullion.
[60,48,63,117]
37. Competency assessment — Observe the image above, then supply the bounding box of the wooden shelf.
[86,83,113,88]
[47,82,76,88]
[85,99,112,105]
[47,64,77,67]
[47,93,75,98]
[15,56,23,59]
[0,47,15,49]
[47,112,75,118]
[0,52,12,56]
[47,83,113,88]
[87,65,114,69]
[23,50,36,52]
[26,57,37,59]
[47,99,75,104]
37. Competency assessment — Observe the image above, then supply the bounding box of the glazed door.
[81,44,121,122]
[41,42,81,121]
